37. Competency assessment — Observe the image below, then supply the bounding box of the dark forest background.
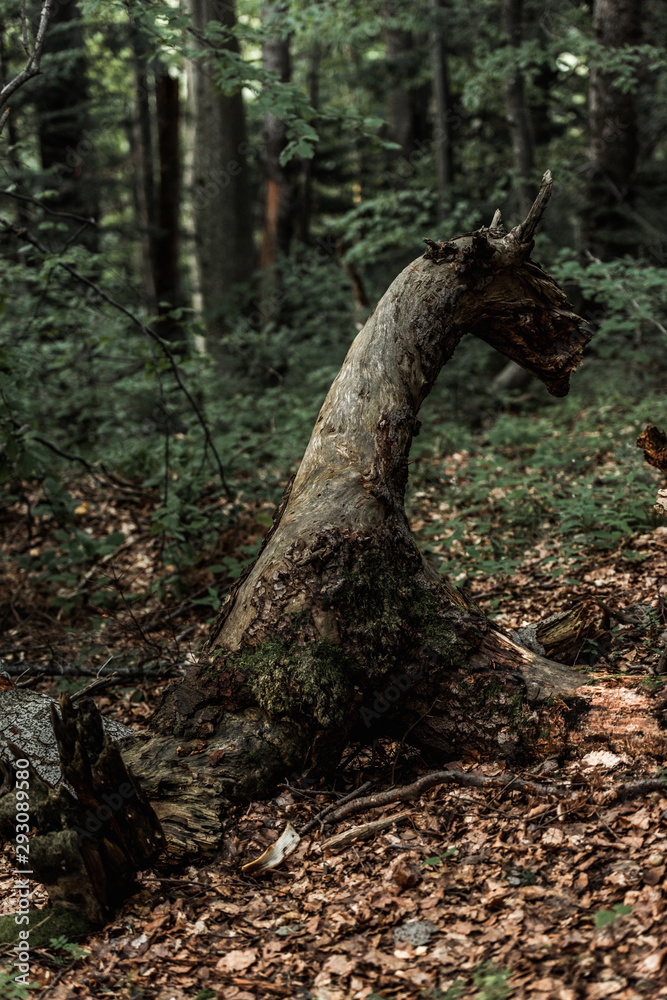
[0,0,665,627]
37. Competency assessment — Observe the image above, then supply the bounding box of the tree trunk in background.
[431,0,454,221]
[130,18,157,307]
[298,41,320,243]
[31,0,99,251]
[189,0,254,357]
[154,67,185,343]
[502,0,535,217]
[586,0,643,258]
[258,2,296,321]
[384,5,430,159]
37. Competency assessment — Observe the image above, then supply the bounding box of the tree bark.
[586,0,643,258]
[298,41,320,243]
[154,66,185,343]
[130,17,157,306]
[259,3,295,269]
[384,4,430,160]
[501,0,535,218]
[258,2,296,322]
[189,0,255,355]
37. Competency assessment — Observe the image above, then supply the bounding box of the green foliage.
[48,934,90,962]
[426,985,465,1000]
[0,968,39,1000]
[411,391,663,585]
[422,847,458,866]
[472,963,512,1000]
[594,903,633,928]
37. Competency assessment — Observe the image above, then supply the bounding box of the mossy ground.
[0,906,90,947]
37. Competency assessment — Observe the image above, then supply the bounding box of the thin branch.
[1,408,147,496]
[316,768,667,829]
[602,778,666,804]
[299,781,373,835]
[0,189,98,226]
[323,770,572,827]
[0,0,54,115]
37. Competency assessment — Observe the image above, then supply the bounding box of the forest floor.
[1,446,666,1000]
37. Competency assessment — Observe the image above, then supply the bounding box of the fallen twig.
[321,810,412,851]
[299,780,372,835]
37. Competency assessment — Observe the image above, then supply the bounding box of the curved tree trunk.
[2,174,600,922]
[151,170,589,773]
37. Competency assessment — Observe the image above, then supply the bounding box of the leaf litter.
[0,447,666,999]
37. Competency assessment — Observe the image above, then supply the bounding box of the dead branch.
[321,811,412,851]
[319,770,667,828]
[0,0,54,133]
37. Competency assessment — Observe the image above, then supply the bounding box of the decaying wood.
[637,423,667,515]
[637,423,667,473]
[509,598,609,665]
[0,694,164,925]
[7,171,661,925]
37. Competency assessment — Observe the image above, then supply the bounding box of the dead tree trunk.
[150,170,589,783]
[2,173,600,921]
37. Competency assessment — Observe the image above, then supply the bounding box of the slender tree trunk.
[189,0,254,357]
[298,42,320,243]
[502,0,535,217]
[384,4,431,160]
[154,66,185,343]
[0,18,30,238]
[586,0,643,258]
[259,3,295,268]
[31,0,99,250]
[431,0,454,220]
[258,2,295,323]
[130,19,157,306]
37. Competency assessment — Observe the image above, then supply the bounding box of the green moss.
[201,660,219,682]
[0,906,90,947]
[411,586,473,666]
[232,637,355,727]
[339,551,479,674]
[339,552,412,673]
[226,552,484,729]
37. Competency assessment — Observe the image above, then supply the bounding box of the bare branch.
[0,0,55,121]
[510,168,553,246]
